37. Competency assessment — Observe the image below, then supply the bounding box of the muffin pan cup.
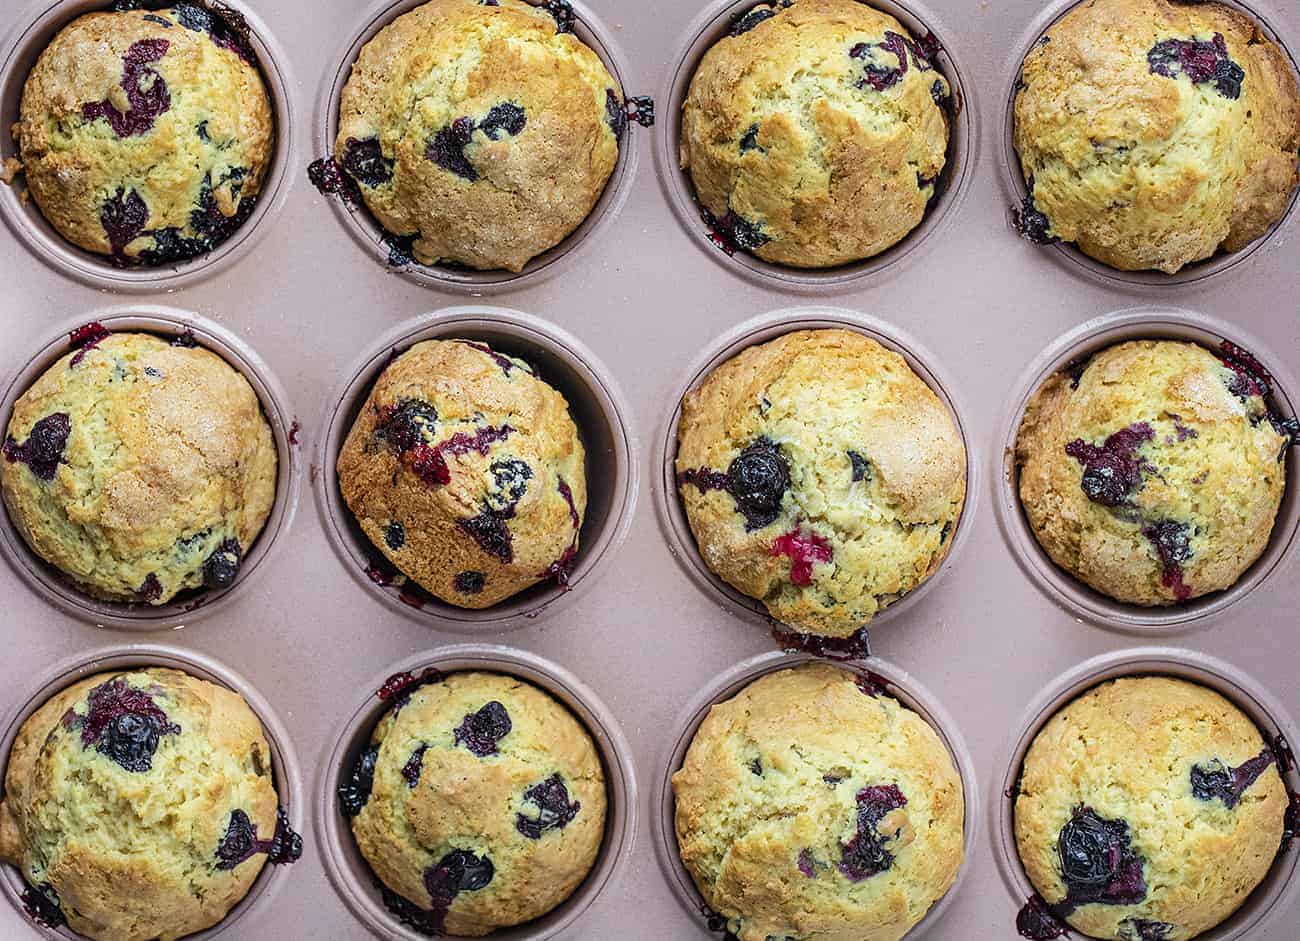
[315,645,637,941]
[991,647,1300,941]
[311,0,642,292]
[998,0,1300,289]
[0,0,297,291]
[0,643,305,941]
[994,306,1300,634]
[652,650,981,939]
[655,0,978,293]
[654,306,978,642]
[315,305,638,631]
[0,306,301,631]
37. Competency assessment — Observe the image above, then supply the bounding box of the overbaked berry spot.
[338,744,379,817]
[1012,192,1058,244]
[1016,895,1066,939]
[101,187,150,260]
[68,321,111,366]
[1190,745,1276,808]
[385,521,406,550]
[202,538,242,589]
[1055,805,1146,913]
[1141,519,1192,600]
[454,570,486,594]
[341,137,394,188]
[402,744,428,788]
[68,677,180,773]
[515,773,581,839]
[772,524,833,586]
[727,437,790,529]
[82,39,171,138]
[1148,34,1244,99]
[1064,423,1154,507]
[454,701,512,756]
[20,883,64,929]
[839,783,907,881]
[3,412,72,481]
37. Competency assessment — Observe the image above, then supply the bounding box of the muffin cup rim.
[651,649,981,939]
[313,643,637,941]
[313,304,639,631]
[992,305,1300,633]
[989,646,1300,941]
[0,0,299,292]
[653,0,980,294]
[0,642,305,941]
[652,305,978,644]
[0,305,302,631]
[309,0,640,293]
[997,0,1300,288]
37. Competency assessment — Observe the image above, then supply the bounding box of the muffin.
[675,328,965,638]
[14,5,274,265]
[337,339,586,609]
[0,329,277,605]
[680,0,951,268]
[673,663,964,941]
[339,671,606,936]
[0,667,297,940]
[1015,676,1289,940]
[1016,339,1289,606]
[334,0,623,272]
[1012,0,1300,273]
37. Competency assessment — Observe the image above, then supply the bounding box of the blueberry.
[478,102,526,139]
[850,31,910,91]
[726,437,790,530]
[339,744,379,817]
[1064,423,1154,507]
[340,137,394,188]
[716,210,768,251]
[202,538,242,589]
[749,758,762,775]
[1148,34,1244,99]
[267,807,303,865]
[488,459,532,511]
[384,521,406,550]
[100,187,150,259]
[542,0,575,33]
[1012,192,1057,245]
[457,511,514,563]
[930,78,948,105]
[68,321,111,366]
[772,625,872,660]
[307,157,360,204]
[81,39,171,139]
[174,2,213,32]
[1120,919,1174,941]
[1190,746,1276,808]
[605,89,627,137]
[426,850,494,912]
[3,412,72,481]
[402,744,428,788]
[379,400,438,453]
[1016,896,1066,939]
[847,450,871,482]
[797,849,817,877]
[20,884,63,929]
[839,784,907,881]
[215,808,258,869]
[426,117,479,181]
[73,677,180,773]
[728,4,778,36]
[515,773,581,839]
[739,123,761,153]
[454,571,486,594]
[1056,806,1146,910]
[135,573,163,602]
[454,701,512,756]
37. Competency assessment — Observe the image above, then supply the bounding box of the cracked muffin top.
[0,667,298,941]
[0,330,277,606]
[337,339,586,609]
[14,4,274,266]
[680,0,951,268]
[673,663,964,941]
[1016,339,1290,606]
[675,328,965,638]
[1012,0,1300,273]
[334,0,624,272]
[340,671,606,937]
[1015,676,1289,941]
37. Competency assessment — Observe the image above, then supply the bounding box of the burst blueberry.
[839,783,907,881]
[515,773,581,839]
[339,744,379,816]
[454,701,512,756]
[3,412,72,481]
[727,437,790,529]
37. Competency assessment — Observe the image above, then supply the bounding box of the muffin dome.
[680,0,951,268]
[0,330,277,605]
[675,328,965,637]
[341,671,606,936]
[16,6,274,265]
[0,668,294,941]
[1013,0,1300,273]
[337,339,586,609]
[1016,340,1288,606]
[334,0,623,272]
[1015,676,1288,940]
[673,663,964,941]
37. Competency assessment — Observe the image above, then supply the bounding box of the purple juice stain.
[770,524,833,586]
[772,625,872,661]
[676,467,729,492]
[1190,745,1277,808]
[375,668,445,711]
[401,744,428,788]
[214,806,302,870]
[797,848,817,877]
[515,773,581,839]
[455,340,534,377]
[1064,422,1154,507]
[68,321,111,366]
[339,744,379,817]
[3,412,72,481]
[20,883,64,929]
[701,207,770,254]
[538,477,581,587]
[850,31,910,91]
[679,437,790,530]
[101,187,150,260]
[1148,33,1244,99]
[454,700,512,756]
[1141,519,1192,601]
[408,426,516,488]
[1054,805,1147,915]
[838,783,907,881]
[1016,895,1066,939]
[64,676,181,773]
[82,39,171,138]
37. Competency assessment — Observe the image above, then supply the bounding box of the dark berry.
[839,784,907,881]
[1120,919,1175,941]
[82,39,171,138]
[1148,34,1244,99]
[1218,340,1273,399]
[72,676,180,773]
[20,883,64,929]
[101,187,150,259]
[307,157,360,205]
[382,231,417,268]
[797,849,817,877]
[1190,746,1276,808]
[605,88,627,137]
[1141,519,1193,600]
[458,509,514,563]
[478,102,527,139]
[543,0,575,33]
[704,208,769,253]
[427,117,479,181]
[625,95,655,127]
[726,437,790,530]
[421,850,494,928]
[488,459,533,510]
[195,119,209,140]
[267,807,303,864]
[847,450,871,482]
[1064,422,1154,507]
[854,672,887,696]
[402,744,428,788]
[340,136,394,188]
[1012,192,1057,244]
[749,758,762,775]
[455,340,533,376]
[729,4,778,36]
[136,573,163,602]
[202,538,242,589]
[454,571,486,594]
[771,525,833,586]
[1016,896,1066,939]
[175,2,213,32]
[739,123,761,153]
[3,412,72,481]
[68,321,111,366]
[1056,806,1147,912]
[215,806,302,870]
[677,467,729,492]
[850,31,910,91]
[380,883,447,934]
[375,668,444,708]
[515,773,581,839]
[930,78,948,104]
[339,744,379,816]
[379,400,438,453]
[171,329,199,348]
[454,701,512,757]
[771,625,871,660]
[143,13,173,27]
[384,521,406,550]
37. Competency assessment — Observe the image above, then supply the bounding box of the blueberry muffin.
[1015,676,1289,940]
[1,329,277,605]
[340,671,606,936]
[0,667,298,940]
[337,339,586,609]
[1016,340,1289,606]
[334,0,623,272]
[14,5,273,265]
[680,0,951,268]
[1013,0,1300,273]
[676,329,965,637]
[673,663,964,941]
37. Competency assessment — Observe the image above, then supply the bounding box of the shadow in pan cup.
[315,306,638,631]
[311,0,640,292]
[656,0,977,293]
[654,307,977,645]
[653,650,980,939]
[992,647,1300,941]
[994,307,1300,635]
[999,0,1300,289]
[0,0,296,291]
[0,306,301,631]
[315,645,637,941]
[0,643,304,941]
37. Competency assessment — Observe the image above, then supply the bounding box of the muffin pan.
[0,0,1297,936]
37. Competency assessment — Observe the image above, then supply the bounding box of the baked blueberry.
[455,700,512,757]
